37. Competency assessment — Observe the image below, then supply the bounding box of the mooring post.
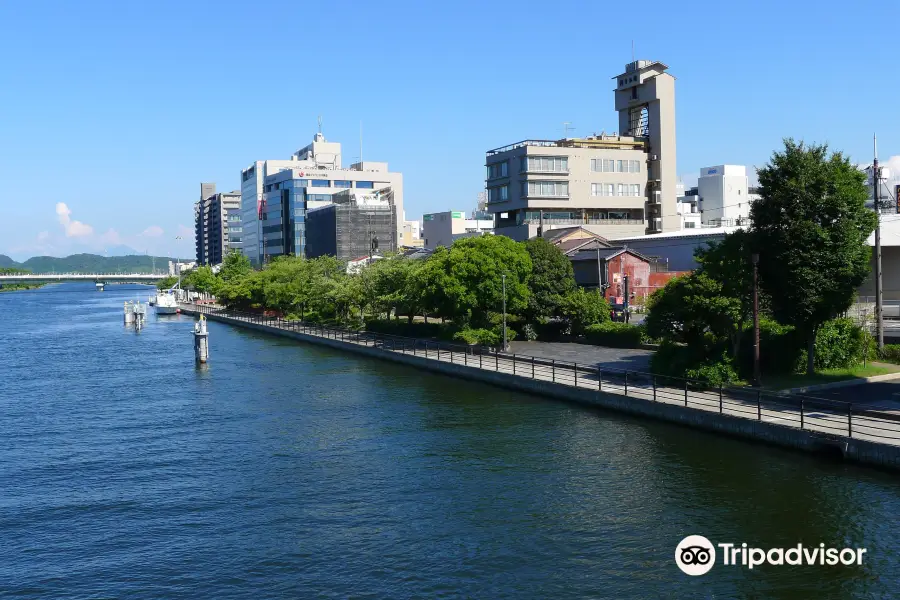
[193,315,209,364]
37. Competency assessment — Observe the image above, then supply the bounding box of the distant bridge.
[0,273,168,284]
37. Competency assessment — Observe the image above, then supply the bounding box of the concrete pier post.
[124,302,135,325]
[194,315,209,363]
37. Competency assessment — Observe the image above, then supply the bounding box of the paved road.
[810,380,900,411]
[508,341,653,372]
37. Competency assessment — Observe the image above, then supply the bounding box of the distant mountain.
[13,253,187,274]
[0,255,18,268]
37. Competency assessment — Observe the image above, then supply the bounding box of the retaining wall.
[182,307,900,472]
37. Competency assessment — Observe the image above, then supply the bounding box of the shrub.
[584,322,643,348]
[532,319,569,341]
[651,342,739,386]
[561,288,611,335]
[453,328,501,347]
[810,317,872,369]
[879,344,900,364]
[520,323,538,341]
[365,318,455,340]
[684,356,740,386]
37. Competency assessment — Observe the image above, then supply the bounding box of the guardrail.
[183,304,900,446]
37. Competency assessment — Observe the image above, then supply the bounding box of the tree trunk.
[807,333,815,376]
[407,312,413,324]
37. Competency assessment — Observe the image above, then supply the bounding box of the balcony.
[522,218,644,227]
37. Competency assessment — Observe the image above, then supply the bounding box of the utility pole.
[874,134,884,350]
[501,273,508,352]
[596,246,603,293]
[752,253,761,387]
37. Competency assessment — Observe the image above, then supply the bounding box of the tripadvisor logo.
[675,535,867,576]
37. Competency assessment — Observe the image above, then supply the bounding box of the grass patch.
[762,362,900,391]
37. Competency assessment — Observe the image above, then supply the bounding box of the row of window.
[591,183,642,197]
[486,162,508,179]
[488,185,509,203]
[523,156,568,173]
[520,210,640,222]
[263,179,374,192]
[524,181,568,198]
[590,159,641,173]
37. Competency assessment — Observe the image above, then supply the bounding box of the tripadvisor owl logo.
[675,535,868,575]
[675,535,715,576]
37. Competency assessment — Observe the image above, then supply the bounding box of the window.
[630,160,641,173]
[486,161,509,179]
[524,181,568,197]
[631,184,641,196]
[333,180,352,188]
[355,181,374,189]
[609,211,629,219]
[488,185,508,203]
[591,183,602,196]
[617,160,625,173]
[617,184,624,197]
[685,222,696,229]
[311,179,330,187]
[523,156,568,173]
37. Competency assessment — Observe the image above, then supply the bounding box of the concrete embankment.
[179,306,900,472]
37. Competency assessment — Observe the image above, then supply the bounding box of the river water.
[1,283,898,599]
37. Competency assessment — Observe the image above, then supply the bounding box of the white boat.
[155,291,178,314]
[148,294,157,306]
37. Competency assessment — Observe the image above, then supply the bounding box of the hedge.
[364,319,455,340]
[584,322,643,348]
[879,344,900,364]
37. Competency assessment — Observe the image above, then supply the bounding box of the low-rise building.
[422,210,493,249]
[305,188,398,261]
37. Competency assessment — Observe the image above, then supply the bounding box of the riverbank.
[180,303,900,472]
[0,283,45,292]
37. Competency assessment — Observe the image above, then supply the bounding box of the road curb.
[782,371,900,394]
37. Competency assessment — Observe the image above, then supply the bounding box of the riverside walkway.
[180,304,900,468]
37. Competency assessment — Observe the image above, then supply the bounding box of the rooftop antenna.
[631,40,635,62]
[359,120,363,167]
[317,115,322,134]
[563,122,574,138]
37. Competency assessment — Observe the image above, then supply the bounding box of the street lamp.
[501,273,508,352]
[752,253,761,387]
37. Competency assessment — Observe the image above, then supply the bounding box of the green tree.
[752,139,877,374]
[645,273,743,352]
[438,236,532,326]
[186,266,217,294]
[218,251,252,286]
[694,229,761,357]
[156,275,178,290]
[524,237,576,321]
[560,288,610,335]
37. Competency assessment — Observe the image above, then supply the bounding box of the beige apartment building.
[485,60,678,240]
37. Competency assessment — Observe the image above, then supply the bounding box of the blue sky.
[1,0,897,260]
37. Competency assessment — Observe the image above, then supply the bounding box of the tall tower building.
[485,59,678,240]
[613,60,678,233]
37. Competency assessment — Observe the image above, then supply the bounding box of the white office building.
[240,132,404,264]
[423,210,494,250]
[695,164,752,227]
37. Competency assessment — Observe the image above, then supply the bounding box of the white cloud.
[140,225,164,237]
[99,229,122,245]
[55,202,94,237]
[176,224,193,238]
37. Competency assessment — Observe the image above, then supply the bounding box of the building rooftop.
[611,226,745,242]
[487,135,647,156]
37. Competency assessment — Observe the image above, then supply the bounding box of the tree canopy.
[524,237,576,320]
[752,139,876,373]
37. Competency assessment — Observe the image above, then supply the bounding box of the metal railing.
[182,303,900,446]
